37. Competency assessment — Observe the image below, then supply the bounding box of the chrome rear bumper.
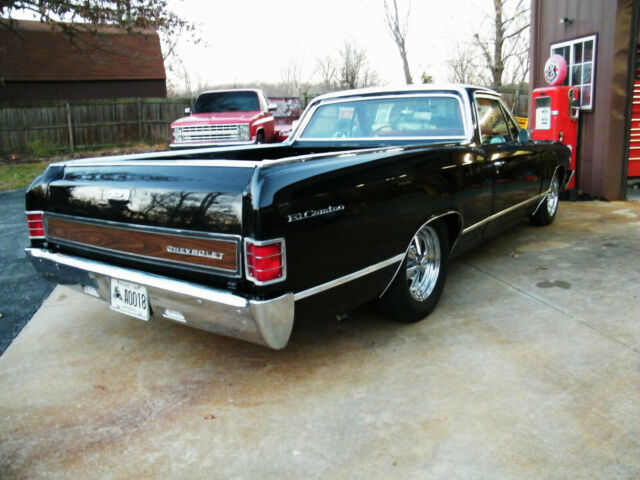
[25,248,294,349]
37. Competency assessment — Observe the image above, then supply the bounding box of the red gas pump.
[531,55,580,189]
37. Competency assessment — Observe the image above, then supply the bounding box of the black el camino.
[25,85,571,349]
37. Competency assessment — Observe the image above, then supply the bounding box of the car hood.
[171,111,262,127]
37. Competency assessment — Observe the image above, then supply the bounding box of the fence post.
[137,98,143,142]
[65,102,74,154]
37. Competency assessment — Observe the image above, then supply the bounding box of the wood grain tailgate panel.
[46,216,238,272]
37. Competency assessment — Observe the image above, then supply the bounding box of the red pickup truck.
[170,89,300,149]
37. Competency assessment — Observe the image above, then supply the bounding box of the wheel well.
[556,165,567,188]
[435,213,462,253]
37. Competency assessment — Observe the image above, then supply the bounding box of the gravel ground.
[0,188,54,355]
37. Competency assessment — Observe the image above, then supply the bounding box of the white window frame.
[550,34,597,110]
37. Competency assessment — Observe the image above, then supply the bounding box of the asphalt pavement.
[0,188,54,355]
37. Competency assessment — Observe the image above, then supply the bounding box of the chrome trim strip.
[564,169,575,190]
[294,254,404,301]
[462,193,545,235]
[59,159,259,168]
[531,165,562,216]
[45,213,241,241]
[45,213,242,277]
[379,211,463,299]
[259,145,408,168]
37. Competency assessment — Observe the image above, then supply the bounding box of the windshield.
[299,95,466,140]
[193,91,260,113]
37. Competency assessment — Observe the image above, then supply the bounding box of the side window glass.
[476,97,510,145]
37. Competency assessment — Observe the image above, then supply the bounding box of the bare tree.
[473,0,530,88]
[316,55,339,90]
[383,0,413,84]
[280,54,312,97]
[446,44,485,85]
[338,41,380,89]
[0,1,194,39]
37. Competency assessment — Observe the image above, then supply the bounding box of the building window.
[550,34,597,110]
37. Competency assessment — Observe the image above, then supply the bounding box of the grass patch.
[0,161,53,191]
[0,143,168,191]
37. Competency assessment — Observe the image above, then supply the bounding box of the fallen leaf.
[204,414,216,420]
[93,385,107,392]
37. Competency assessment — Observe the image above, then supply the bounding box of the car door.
[475,95,541,229]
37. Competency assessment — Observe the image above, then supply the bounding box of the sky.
[164,0,491,93]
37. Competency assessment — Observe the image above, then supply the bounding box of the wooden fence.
[0,98,190,155]
[0,89,530,156]
[495,87,530,117]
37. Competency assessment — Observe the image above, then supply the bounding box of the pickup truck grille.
[180,124,242,142]
[44,214,241,277]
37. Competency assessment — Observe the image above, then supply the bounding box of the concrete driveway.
[0,200,638,479]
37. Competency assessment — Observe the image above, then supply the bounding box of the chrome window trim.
[244,237,287,286]
[294,93,474,143]
[44,213,242,277]
[473,92,520,144]
[378,211,463,299]
[294,254,404,301]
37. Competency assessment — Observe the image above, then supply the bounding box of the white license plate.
[110,278,150,321]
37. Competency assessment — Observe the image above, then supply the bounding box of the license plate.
[110,278,150,321]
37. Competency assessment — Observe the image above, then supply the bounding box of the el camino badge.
[167,245,225,260]
[287,205,345,223]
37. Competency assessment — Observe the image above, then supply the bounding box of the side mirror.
[184,107,191,115]
[517,129,530,143]
[268,103,278,112]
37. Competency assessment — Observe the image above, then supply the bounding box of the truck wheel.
[256,131,265,144]
[380,221,449,322]
[531,171,560,226]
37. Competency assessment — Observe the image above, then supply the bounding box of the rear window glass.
[300,95,466,140]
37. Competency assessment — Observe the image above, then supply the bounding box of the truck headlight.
[237,124,250,141]
[173,127,183,142]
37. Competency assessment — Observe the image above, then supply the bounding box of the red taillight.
[26,211,45,239]
[245,238,285,284]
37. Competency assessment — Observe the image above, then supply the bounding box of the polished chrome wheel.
[547,174,559,216]
[406,225,441,301]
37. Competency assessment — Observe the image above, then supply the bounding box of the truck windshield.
[299,95,466,141]
[193,92,260,113]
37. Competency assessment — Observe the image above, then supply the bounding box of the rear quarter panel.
[247,147,469,299]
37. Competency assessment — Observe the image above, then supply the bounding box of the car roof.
[310,84,498,103]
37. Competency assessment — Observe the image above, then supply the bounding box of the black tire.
[256,131,265,144]
[531,170,560,226]
[380,221,449,323]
